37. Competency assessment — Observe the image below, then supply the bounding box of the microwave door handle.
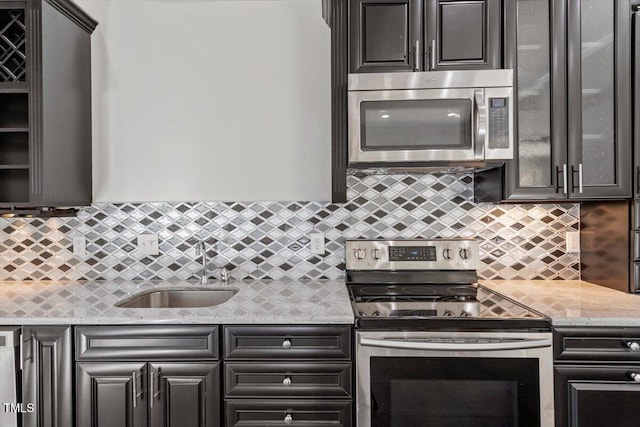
[474,90,487,159]
[360,337,552,352]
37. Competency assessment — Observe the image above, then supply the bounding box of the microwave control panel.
[488,97,509,149]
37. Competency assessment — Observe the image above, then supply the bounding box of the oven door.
[356,331,554,427]
[348,88,485,164]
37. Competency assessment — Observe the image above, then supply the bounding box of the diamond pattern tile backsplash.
[0,174,580,281]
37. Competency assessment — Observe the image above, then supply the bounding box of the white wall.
[76,0,332,202]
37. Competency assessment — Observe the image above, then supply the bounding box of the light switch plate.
[138,234,159,256]
[73,236,86,256]
[310,232,325,255]
[566,231,580,253]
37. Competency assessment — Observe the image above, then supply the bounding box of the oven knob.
[443,248,453,260]
[627,341,640,352]
[443,310,454,317]
[372,311,382,317]
[630,373,640,382]
[371,248,381,260]
[354,249,366,260]
[283,376,292,386]
[460,311,473,317]
[284,414,293,425]
[459,248,470,260]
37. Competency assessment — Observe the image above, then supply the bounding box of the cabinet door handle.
[626,341,640,352]
[430,39,436,70]
[555,165,568,194]
[132,370,143,408]
[150,366,161,408]
[578,163,583,193]
[132,371,138,408]
[571,164,583,194]
[413,40,420,71]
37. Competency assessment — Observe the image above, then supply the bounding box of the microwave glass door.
[360,99,472,150]
[369,357,540,427]
[348,88,480,163]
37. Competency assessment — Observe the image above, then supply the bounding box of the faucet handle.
[218,267,229,284]
[196,241,205,255]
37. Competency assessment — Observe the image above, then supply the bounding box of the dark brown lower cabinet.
[224,362,352,398]
[77,362,148,427]
[554,327,640,427]
[223,325,354,427]
[77,361,220,427]
[149,363,220,427]
[554,365,640,427]
[226,400,352,427]
[22,326,73,427]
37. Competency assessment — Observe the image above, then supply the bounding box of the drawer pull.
[284,413,293,424]
[283,376,292,386]
[282,339,292,349]
[630,372,640,382]
[626,341,640,352]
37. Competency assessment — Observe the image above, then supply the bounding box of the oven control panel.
[346,239,478,270]
[389,246,437,262]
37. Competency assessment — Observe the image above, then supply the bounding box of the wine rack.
[0,9,26,82]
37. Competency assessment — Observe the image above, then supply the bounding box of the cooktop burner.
[351,285,543,320]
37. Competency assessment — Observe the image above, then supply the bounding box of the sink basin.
[115,287,238,309]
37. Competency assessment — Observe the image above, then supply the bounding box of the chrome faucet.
[196,241,229,285]
[196,241,208,285]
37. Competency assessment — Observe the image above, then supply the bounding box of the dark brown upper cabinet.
[349,0,502,73]
[499,0,632,201]
[0,0,97,210]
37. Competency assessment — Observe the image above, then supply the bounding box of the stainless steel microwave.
[348,70,514,169]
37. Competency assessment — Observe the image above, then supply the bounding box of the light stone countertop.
[481,280,640,327]
[0,279,354,325]
[1,278,639,327]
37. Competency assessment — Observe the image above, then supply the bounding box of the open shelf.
[0,92,27,128]
[0,131,28,165]
[0,164,28,169]
[0,168,29,203]
[0,9,26,83]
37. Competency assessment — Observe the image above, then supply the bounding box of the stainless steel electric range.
[346,239,554,427]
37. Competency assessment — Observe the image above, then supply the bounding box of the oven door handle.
[359,337,552,352]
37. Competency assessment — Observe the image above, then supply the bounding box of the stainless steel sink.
[114,287,238,309]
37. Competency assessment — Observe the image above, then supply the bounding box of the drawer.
[554,327,640,362]
[75,325,219,361]
[225,399,352,427]
[223,326,351,360]
[225,362,352,398]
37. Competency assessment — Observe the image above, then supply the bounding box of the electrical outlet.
[73,236,86,256]
[138,234,159,256]
[310,232,325,255]
[566,231,580,253]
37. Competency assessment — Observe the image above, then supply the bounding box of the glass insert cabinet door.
[503,0,568,200]
[567,0,631,198]
[503,0,631,200]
